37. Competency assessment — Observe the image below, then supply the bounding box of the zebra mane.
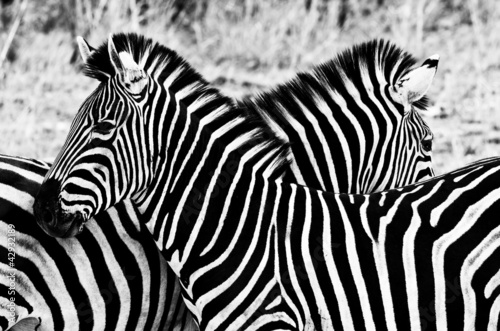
[82,33,292,178]
[83,33,202,84]
[240,39,429,127]
[334,39,422,89]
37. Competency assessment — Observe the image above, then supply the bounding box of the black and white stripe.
[33,34,466,330]
[36,100,500,329]
[270,157,500,330]
[0,154,196,330]
[240,40,438,193]
[34,33,438,236]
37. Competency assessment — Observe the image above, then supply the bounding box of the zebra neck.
[238,69,406,193]
[135,81,291,257]
[138,139,290,264]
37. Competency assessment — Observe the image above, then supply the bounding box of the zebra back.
[272,157,500,330]
[0,154,197,330]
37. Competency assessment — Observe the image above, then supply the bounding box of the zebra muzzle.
[34,203,87,238]
[34,178,90,238]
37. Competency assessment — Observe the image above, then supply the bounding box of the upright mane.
[240,39,429,123]
[333,39,421,88]
[83,33,203,85]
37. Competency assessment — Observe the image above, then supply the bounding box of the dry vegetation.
[1,0,500,175]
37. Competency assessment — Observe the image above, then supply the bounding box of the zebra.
[34,124,500,330]
[239,45,438,193]
[29,34,478,330]
[0,154,197,330]
[34,32,438,239]
[1,33,437,330]
[14,33,435,329]
[76,32,437,197]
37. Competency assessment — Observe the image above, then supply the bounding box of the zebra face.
[35,36,153,237]
[354,53,438,192]
[381,54,438,188]
[399,110,435,184]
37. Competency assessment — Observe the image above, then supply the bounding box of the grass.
[1,1,500,175]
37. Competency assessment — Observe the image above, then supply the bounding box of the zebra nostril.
[41,208,56,227]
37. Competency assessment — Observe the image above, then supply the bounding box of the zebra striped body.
[34,97,500,329]
[0,154,196,330]
[167,155,500,330]
[33,34,449,330]
[162,156,500,330]
[36,138,500,329]
[272,157,500,330]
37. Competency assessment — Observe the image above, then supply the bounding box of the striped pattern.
[272,157,500,330]
[39,122,500,330]
[240,40,437,193]
[35,34,437,234]
[0,154,196,331]
[33,34,454,330]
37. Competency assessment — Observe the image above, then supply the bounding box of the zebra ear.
[76,36,95,63]
[108,34,124,73]
[107,34,147,93]
[391,54,439,107]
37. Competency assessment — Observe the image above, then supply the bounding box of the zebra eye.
[90,121,116,146]
[93,121,115,135]
[421,139,432,152]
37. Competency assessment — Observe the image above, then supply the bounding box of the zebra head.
[386,53,439,187]
[34,34,159,237]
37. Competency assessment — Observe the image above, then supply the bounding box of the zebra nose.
[33,195,56,227]
[37,205,56,227]
[33,178,61,227]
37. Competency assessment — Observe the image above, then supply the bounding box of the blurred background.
[1,0,500,175]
